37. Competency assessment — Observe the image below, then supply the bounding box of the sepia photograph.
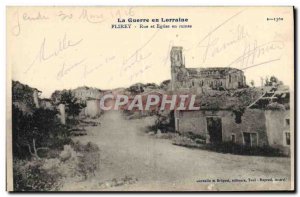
[6,6,295,192]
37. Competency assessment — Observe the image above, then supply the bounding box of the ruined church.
[170,46,246,91]
[170,47,290,156]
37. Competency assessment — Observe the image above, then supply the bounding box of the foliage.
[13,141,101,191]
[12,105,71,159]
[266,102,286,111]
[127,83,145,94]
[172,135,205,148]
[13,159,62,191]
[203,142,284,157]
[160,80,171,90]
[59,90,86,118]
[127,82,161,94]
[149,111,175,133]
[144,83,159,89]
[232,107,245,124]
[265,76,283,86]
[173,136,284,157]
[12,81,39,109]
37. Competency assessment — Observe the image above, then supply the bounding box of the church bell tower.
[170,46,184,68]
[170,46,184,91]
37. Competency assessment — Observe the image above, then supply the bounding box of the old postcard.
[6,6,294,191]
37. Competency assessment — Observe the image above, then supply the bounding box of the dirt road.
[62,111,292,191]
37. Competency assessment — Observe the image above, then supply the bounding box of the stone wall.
[265,110,290,155]
[176,109,269,147]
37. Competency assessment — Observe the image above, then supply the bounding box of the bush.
[13,141,101,191]
[12,106,72,159]
[172,135,205,148]
[71,141,100,180]
[13,159,62,191]
[146,111,175,133]
[184,131,206,141]
[204,142,284,157]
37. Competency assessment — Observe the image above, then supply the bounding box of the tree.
[160,80,171,90]
[51,90,64,104]
[127,83,144,94]
[12,81,39,108]
[59,90,86,119]
[12,106,70,159]
[264,76,283,86]
[144,83,159,89]
[269,76,283,86]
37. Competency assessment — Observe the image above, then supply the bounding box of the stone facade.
[175,109,290,155]
[72,86,102,101]
[170,46,246,91]
[71,87,103,118]
[84,99,101,118]
[265,110,291,155]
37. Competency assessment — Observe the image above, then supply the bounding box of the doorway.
[206,117,222,144]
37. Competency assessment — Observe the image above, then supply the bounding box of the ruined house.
[170,46,246,92]
[52,87,103,118]
[12,81,41,114]
[72,86,102,101]
[170,47,291,155]
[12,81,67,124]
[174,90,290,155]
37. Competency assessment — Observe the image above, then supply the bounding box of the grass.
[203,142,285,157]
[172,135,286,157]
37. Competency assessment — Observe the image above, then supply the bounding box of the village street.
[62,111,292,191]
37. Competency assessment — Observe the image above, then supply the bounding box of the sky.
[7,7,294,98]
